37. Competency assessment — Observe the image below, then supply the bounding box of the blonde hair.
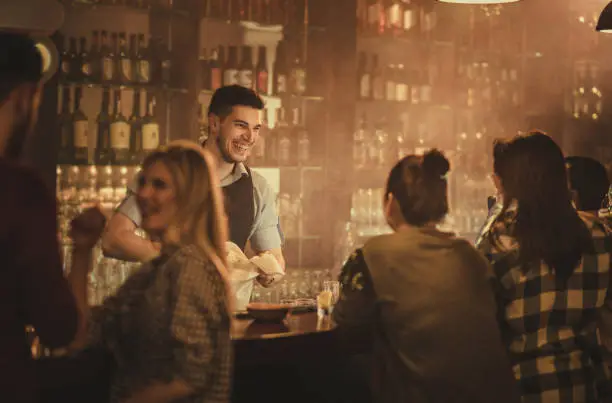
[141,140,230,291]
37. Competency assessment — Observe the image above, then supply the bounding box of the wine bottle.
[78,37,92,83]
[67,37,78,82]
[110,91,131,165]
[158,38,173,86]
[142,95,160,153]
[385,64,396,101]
[238,46,254,89]
[136,34,150,84]
[255,46,269,95]
[273,42,288,95]
[129,34,138,84]
[224,46,239,86]
[209,48,222,91]
[90,31,101,83]
[357,52,371,100]
[100,30,115,84]
[295,109,310,165]
[129,90,143,165]
[57,86,74,165]
[57,33,70,82]
[371,54,384,101]
[72,86,89,165]
[95,88,112,165]
[117,32,132,84]
[289,51,306,95]
[200,49,211,91]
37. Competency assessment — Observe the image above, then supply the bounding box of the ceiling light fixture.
[596,2,612,33]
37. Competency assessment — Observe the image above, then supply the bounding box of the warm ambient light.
[597,2,612,33]
[438,0,520,3]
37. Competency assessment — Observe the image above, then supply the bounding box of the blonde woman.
[67,140,232,403]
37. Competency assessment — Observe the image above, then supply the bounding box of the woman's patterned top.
[87,244,232,403]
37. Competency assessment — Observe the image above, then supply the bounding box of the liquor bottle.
[209,48,222,91]
[158,38,173,86]
[373,117,389,168]
[277,107,292,165]
[72,86,89,165]
[117,32,132,85]
[224,46,239,86]
[78,37,92,83]
[238,46,254,89]
[95,88,112,165]
[89,31,101,83]
[290,51,306,95]
[200,49,211,91]
[395,63,408,102]
[57,86,74,165]
[367,0,384,36]
[386,0,403,37]
[371,54,384,101]
[129,34,138,83]
[67,37,78,82]
[357,52,371,100]
[353,114,369,169]
[142,95,160,153]
[255,46,269,95]
[136,34,150,84]
[57,33,70,82]
[129,90,143,165]
[100,30,115,84]
[273,42,288,95]
[110,91,131,165]
[385,64,396,101]
[294,109,310,165]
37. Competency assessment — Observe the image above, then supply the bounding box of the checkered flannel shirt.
[87,245,232,403]
[477,207,612,403]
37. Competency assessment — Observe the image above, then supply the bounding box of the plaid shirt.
[87,245,232,403]
[478,207,612,403]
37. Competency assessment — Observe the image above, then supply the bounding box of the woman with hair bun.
[333,149,520,403]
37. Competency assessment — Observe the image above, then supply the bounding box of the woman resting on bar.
[332,149,521,403]
[477,132,612,403]
[66,141,232,403]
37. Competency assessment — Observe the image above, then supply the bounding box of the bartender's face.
[211,106,263,163]
[136,161,177,236]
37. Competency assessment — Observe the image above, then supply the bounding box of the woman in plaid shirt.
[477,132,612,403]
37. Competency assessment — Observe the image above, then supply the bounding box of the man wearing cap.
[102,85,285,276]
[0,32,79,403]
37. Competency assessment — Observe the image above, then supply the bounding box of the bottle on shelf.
[95,88,112,165]
[199,49,210,90]
[294,109,310,165]
[89,31,101,83]
[273,42,288,96]
[385,64,397,101]
[129,90,143,165]
[110,91,131,165]
[158,38,173,86]
[136,34,150,84]
[209,48,222,91]
[117,32,132,85]
[58,33,70,82]
[57,86,74,165]
[78,37,92,83]
[100,30,115,84]
[353,113,369,169]
[386,0,404,37]
[142,94,160,154]
[67,37,79,82]
[277,107,291,165]
[255,46,269,95]
[238,46,254,89]
[72,86,89,165]
[266,109,281,165]
[289,50,306,95]
[357,52,371,100]
[224,46,239,86]
[371,54,384,101]
[395,63,408,102]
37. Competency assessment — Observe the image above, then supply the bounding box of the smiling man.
[102,85,285,272]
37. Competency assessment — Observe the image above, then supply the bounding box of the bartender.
[102,85,285,272]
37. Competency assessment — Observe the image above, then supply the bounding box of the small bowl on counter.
[246,302,291,323]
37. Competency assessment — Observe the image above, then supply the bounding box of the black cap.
[0,32,42,83]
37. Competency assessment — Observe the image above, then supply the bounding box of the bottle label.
[224,69,239,86]
[102,57,114,81]
[82,62,91,78]
[276,74,288,94]
[110,121,130,149]
[138,60,150,83]
[257,71,269,94]
[291,69,306,94]
[211,68,222,90]
[121,58,132,82]
[142,122,160,151]
[359,73,371,98]
[396,83,408,102]
[238,70,253,88]
[73,120,89,149]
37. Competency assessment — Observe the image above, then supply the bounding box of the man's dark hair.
[207,85,264,119]
[0,33,42,102]
[566,156,610,212]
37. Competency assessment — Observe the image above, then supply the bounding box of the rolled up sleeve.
[115,176,142,226]
[170,257,232,397]
[250,175,282,252]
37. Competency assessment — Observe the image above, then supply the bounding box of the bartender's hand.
[69,204,107,250]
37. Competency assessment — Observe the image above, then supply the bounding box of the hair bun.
[422,149,450,178]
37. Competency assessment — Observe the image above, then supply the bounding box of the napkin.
[226,242,285,311]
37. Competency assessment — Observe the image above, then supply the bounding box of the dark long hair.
[490,131,591,280]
